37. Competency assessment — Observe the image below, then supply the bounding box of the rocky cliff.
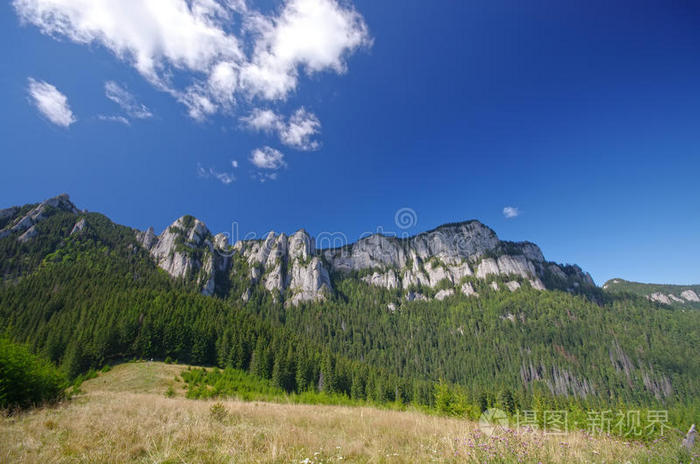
[0,193,79,242]
[136,216,596,306]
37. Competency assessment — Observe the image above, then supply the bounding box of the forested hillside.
[1,195,698,427]
[604,278,700,309]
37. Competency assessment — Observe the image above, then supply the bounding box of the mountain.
[1,194,699,418]
[2,194,597,307]
[604,278,700,308]
[132,211,597,307]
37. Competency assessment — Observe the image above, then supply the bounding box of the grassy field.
[0,362,695,463]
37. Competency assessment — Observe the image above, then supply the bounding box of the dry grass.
[0,362,690,463]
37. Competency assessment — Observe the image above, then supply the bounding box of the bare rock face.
[70,218,86,236]
[435,288,454,300]
[548,264,568,281]
[287,256,332,306]
[461,282,478,297]
[288,229,313,262]
[425,262,453,287]
[200,254,216,297]
[1,193,79,240]
[231,230,332,305]
[148,216,206,279]
[681,290,700,303]
[323,233,406,272]
[136,227,157,249]
[134,216,597,304]
[505,281,521,292]
[286,232,332,305]
[137,216,223,296]
[649,293,672,305]
[362,270,399,289]
[497,255,537,279]
[18,225,39,243]
[476,258,500,279]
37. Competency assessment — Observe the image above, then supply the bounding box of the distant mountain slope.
[603,278,700,308]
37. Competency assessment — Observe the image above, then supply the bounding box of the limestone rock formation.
[681,290,700,303]
[132,215,597,305]
[0,193,79,240]
[649,293,672,305]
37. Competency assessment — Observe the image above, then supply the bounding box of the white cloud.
[97,114,130,125]
[105,81,152,119]
[197,163,235,184]
[27,77,76,127]
[14,0,370,118]
[249,146,286,170]
[231,160,238,168]
[239,0,371,100]
[503,206,520,219]
[241,108,282,132]
[279,107,320,150]
[241,106,320,150]
[14,0,243,89]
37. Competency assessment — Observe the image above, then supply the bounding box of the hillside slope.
[604,278,700,308]
[0,362,692,464]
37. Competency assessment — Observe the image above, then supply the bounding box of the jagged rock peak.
[131,213,597,305]
[138,215,217,293]
[0,193,81,240]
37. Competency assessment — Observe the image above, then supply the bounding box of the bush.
[164,356,174,364]
[165,386,175,398]
[0,338,66,409]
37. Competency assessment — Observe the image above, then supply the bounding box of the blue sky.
[1,0,699,285]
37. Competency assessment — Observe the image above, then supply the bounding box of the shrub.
[209,402,227,422]
[0,338,66,409]
[165,386,175,398]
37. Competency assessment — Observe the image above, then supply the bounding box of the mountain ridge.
[0,194,598,306]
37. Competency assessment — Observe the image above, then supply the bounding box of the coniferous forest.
[0,202,698,432]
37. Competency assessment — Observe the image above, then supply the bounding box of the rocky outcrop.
[434,288,454,301]
[136,227,157,249]
[681,290,700,303]
[362,270,399,289]
[134,216,597,305]
[136,216,227,297]
[0,193,79,241]
[505,281,521,292]
[232,229,332,305]
[605,279,700,306]
[287,257,332,305]
[461,282,478,297]
[18,225,39,243]
[649,293,672,305]
[70,218,86,236]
